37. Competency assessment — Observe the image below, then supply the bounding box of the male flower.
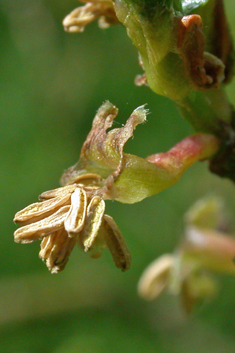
[14,102,219,273]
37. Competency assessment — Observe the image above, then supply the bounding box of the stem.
[146,133,220,178]
[178,88,234,136]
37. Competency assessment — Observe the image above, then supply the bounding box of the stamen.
[14,206,70,243]
[64,188,87,235]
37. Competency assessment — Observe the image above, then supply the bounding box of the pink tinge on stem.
[146,133,220,177]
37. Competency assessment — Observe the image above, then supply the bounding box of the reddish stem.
[146,134,220,177]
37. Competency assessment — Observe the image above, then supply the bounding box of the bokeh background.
[2,0,235,352]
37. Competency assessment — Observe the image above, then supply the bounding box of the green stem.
[178,88,234,136]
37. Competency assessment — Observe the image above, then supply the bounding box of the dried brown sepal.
[103,106,147,172]
[78,101,147,196]
[60,102,119,185]
[14,194,71,226]
[80,101,119,169]
[39,184,77,200]
[101,214,131,271]
[177,15,225,89]
[64,188,87,235]
[80,196,105,252]
[14,205,70,244]
[63,0,119,33]
[61,102,148,202]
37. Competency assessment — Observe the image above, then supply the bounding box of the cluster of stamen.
[14,174,131,273]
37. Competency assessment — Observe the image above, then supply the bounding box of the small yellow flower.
[14,174,131,273]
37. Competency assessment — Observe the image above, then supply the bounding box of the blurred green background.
[2,0,235,352]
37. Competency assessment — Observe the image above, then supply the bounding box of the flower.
[13,102,219,273]
[14,173,131,273]
[138,197,235,313]
[60,101,219,204]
